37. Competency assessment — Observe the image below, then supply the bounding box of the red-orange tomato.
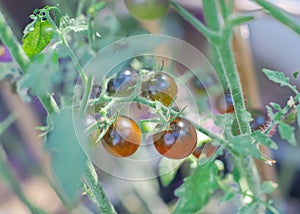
[153,117,197,159]
[102,116,141,157]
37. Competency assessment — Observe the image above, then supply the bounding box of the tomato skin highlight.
[107,67,139,97]
[102,116,142,157]
[141,72,178,107]
[124,0,170,20]
[153,117,197,159]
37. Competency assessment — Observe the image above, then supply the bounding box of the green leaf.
[261,181,278,194]
[229,135,261,159]
[262,69,290,87]
[19,50,60,96]
[270,102,281,111]
[278,121,297,146]
[233,164,240,182]
[173,162,219,213]
[159,158,182,187]
[293,71,299,79]
[252,131,278,150]
[46,109,88,203]
[22,17,54,58]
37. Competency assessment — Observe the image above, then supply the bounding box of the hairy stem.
[0,10,59,115]
[170,1,215,40]
[84,161,117,214]
[45,9,88,84]
[173,0,263,211]
[0,11,28,73]
[0,8,115,212]
[80,75,93,115]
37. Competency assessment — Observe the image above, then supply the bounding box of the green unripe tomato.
[124,0,170,20]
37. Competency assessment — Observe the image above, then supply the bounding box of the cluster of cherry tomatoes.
[90,65,198,160]
[89,58,270,160]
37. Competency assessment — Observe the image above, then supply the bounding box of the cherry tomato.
[250,109,268,131]
[141,72,178,106]
[107,67,139,97]
[124,0,170,20]
[102,116,141,157]
[215,91,234,114]
[153,117,197,159]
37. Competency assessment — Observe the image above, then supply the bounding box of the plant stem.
[170,1,216,40]
[0,146,46,214]
[202,0,220,31]
[39,93,60,114]
[171,0,228,89]
[0,7,117,213]
[254,0,300,36]
[80,75,93,115]
[45,10,88,85]
[0,11,28,73]
[84,161,117,214]
[173,0,263,211]
[218,0,229,20]
[77,0,87,18]
[87,0,96,50]
[0,9,60,115]
[215,42,251,134]
[201,0,229,90]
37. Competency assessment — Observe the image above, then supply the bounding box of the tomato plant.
[0,0,300,214]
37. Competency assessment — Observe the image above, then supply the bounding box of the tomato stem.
[254,0,300,36]
[84,161,117,214]
[0,9,59,115]
[80,75,93,116]
[45,10,88,85]
[173,0,264,211]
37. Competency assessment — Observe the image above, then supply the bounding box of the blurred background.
[0,0,300,213]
